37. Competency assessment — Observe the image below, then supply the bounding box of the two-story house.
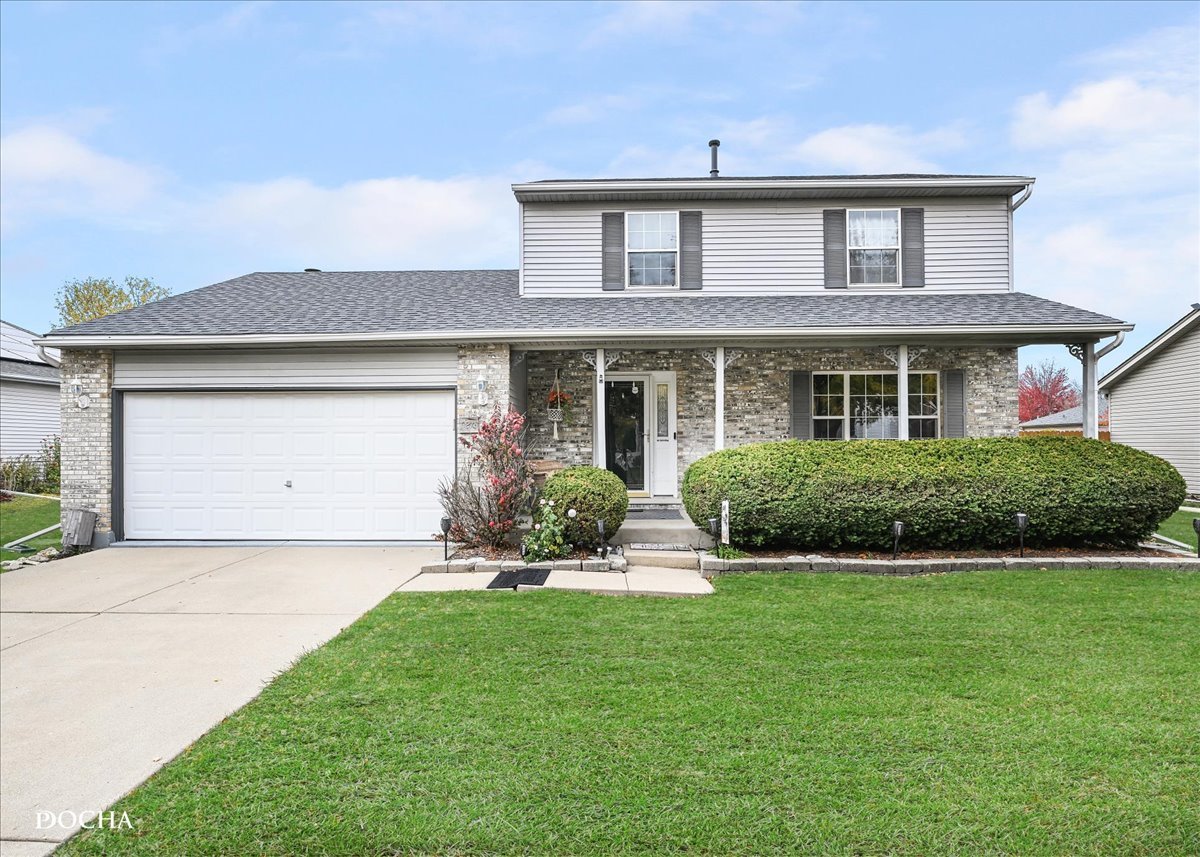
[39,151,1130,546]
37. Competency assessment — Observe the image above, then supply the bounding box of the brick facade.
[523,345,1020,491]
[456,344,511,472]
[58,349,114,545]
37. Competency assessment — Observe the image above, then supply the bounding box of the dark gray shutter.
[942,369,966,438]
[602,212,625,291]
[790,371,812,440]
[901,208,925,288]
[679,211,702,290]
[823,209,847,289]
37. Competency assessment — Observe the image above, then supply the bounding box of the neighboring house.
[38,156,1131,546]
[1019,402,1109,436]
[1100,304,1200,496]
[0,320,61,459]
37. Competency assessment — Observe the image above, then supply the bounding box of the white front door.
[605,372,677,496]
[122,390,455,540]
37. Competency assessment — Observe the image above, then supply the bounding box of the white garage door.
[122,391,455,540]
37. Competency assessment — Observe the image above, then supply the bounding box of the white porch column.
[593,347,606,466]
[714,346,725,450]
[897,344,910,440]
[1082,342,1098,438]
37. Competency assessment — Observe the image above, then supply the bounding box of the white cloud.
[790,124,967,173]
[1012,78,1194,148]
[0,126,165,231]
[0,123,521,269]
[583,1,714,45]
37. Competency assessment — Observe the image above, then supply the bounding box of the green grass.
[1157,508,1200,551]
[0,494,60,562]
[63,572,1199,856]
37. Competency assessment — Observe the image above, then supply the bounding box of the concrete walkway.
[398,565,714,597]
[0,545,434,856]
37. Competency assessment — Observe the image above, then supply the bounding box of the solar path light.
[1014,512,1029,558]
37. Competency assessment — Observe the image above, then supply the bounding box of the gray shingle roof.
[44,270,1125,340]
[527,174,1030,183]
[1020,405,1084,428]
[0,357,59,384]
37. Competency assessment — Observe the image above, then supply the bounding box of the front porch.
[508,344,1021,496]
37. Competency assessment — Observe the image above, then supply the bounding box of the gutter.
[36,321,1134,349]
[35,344,61,368]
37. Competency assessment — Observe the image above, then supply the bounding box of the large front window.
[848,209,900,285]
[813,371,939,439]
[627,212,678,286]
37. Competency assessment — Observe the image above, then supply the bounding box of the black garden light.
[440,515,452,561]
[708,517,720,542]
[891,520,905,561]
[597,519,607,559]
[1014,512,1030,558]
[1193,517,1200,558]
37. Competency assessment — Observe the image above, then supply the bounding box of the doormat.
[487,569,552,590]
[626,543,693,551]
[625,507,685,520]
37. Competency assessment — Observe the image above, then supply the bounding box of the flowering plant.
[522,498,574,562]
[547,387,575,424]
[437,406,533,548]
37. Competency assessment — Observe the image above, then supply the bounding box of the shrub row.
[681,436,1185,550]
[0,436,61,495]
[539,466,628,549]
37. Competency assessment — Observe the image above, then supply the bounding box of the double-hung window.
[627,212,678,287]
[812,371,940,439]
[848,209,900,285]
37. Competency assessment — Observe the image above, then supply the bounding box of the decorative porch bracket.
[581,349,623,371]
[1067,342,1099,438]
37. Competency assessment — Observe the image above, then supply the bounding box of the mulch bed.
[451,545,598,562]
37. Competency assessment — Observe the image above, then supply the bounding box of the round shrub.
[540,466,629,549]
[681,436,1185,551]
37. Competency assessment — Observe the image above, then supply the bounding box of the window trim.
[811,370,940,440]
[625,210,680,289]
[846,208,902,287]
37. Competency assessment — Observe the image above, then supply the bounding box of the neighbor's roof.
[1100,304,1200,391]
[1,320,59,365]
[39,270,1129,348]
[0,357,59,385]
[512,174,1035,203]
[1020,405,1084,429]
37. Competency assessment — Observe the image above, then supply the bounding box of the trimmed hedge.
[682,437,1185,550]
[540,466,629,549]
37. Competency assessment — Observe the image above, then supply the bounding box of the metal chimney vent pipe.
[709,139,720,177]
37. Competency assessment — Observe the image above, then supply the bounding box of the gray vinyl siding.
[0,380,61,457]
[112,348,457,390]
[521,197,1011,295]
[1106,322,1200,494]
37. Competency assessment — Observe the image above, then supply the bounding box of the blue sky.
[2,0,1197,377]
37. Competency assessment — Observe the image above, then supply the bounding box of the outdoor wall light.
[440,515,452,561]
[1193,518,1200,559]
[891,520,905,560]
[476,374,487,405]
[1014,512,1030,558]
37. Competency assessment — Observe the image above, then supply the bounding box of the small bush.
[682,436,1185,550]
[438,408,533,547]
[0,435,61,495]
[522,498,572,562]
[540,466,628,549]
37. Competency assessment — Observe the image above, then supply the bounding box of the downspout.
[1008,184,1032,292]
[35,344,61,368]
[1095,330,1125,361]
[1010,185,1033,211]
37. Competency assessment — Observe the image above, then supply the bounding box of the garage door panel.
[123,391,453,540]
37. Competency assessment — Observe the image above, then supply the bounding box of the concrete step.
[622,548,700,570]
[613,518,713,549]
[624,566,713,596]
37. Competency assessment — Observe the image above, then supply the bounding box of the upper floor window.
[627,212,678,287]
[848,209,900,285]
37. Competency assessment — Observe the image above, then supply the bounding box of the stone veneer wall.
[58,349,114,544]
[456,344,511,472]
[524,346,1019,490]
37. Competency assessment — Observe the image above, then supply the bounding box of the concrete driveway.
[0,545,434,856]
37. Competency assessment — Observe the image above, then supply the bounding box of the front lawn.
[1158,508,1200,551]
[0,494,61,562]
[64,572,1199,856]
